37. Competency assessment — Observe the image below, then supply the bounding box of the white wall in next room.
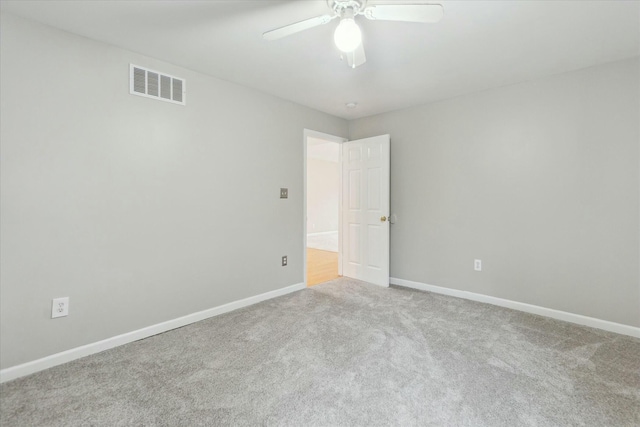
[307,140,340,252]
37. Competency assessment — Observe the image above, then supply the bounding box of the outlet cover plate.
[280,188,288,199]
[282,256,288,266]
[474,259,482,271]
[52,297,69,318]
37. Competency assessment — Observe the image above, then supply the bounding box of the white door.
[342,134,390,287]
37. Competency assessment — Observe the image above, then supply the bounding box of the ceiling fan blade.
[345,43,366,69]
[263,14,334,40]
[364,4,444,23]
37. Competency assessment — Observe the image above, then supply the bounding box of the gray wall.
[0,14,347,369]
[350,57,640,327]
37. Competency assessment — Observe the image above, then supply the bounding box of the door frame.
[303,129,348,287]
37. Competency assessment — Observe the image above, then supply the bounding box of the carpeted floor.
[1,278,639,426]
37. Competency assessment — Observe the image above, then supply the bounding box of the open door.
[342,135,390,287]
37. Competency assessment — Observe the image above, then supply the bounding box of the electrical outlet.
[474,259,482,271]
[51,297,69,318]
[280,188,288,199]
[282,256,288,266]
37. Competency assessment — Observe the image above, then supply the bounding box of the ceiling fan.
[263,1,444,69]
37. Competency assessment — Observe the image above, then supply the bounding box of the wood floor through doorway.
[306,248,339,286]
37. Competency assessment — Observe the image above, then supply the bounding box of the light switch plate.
[280,188,288,199]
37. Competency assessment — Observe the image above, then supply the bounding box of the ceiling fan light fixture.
[263,1,444,69]
[333,17,361,53]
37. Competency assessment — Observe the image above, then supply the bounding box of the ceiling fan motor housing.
[328,0,367,17]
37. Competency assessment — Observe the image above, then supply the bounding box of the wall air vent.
[129,64,186,105]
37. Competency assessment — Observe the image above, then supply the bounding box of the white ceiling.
[2,1,639,119]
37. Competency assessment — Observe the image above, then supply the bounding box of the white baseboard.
[390,277,640,339]
[0,282,306,384]
[307,231,338,237]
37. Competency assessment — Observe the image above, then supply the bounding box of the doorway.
[304,130,346,286]
[304,130,391,288]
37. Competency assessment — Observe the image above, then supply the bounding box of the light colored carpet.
[1,278,639,426]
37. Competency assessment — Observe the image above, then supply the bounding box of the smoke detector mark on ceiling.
[130,64,186,105]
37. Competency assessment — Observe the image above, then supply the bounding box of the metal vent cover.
[129,64,186,105]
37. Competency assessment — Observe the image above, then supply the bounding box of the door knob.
[380,216,387,222]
